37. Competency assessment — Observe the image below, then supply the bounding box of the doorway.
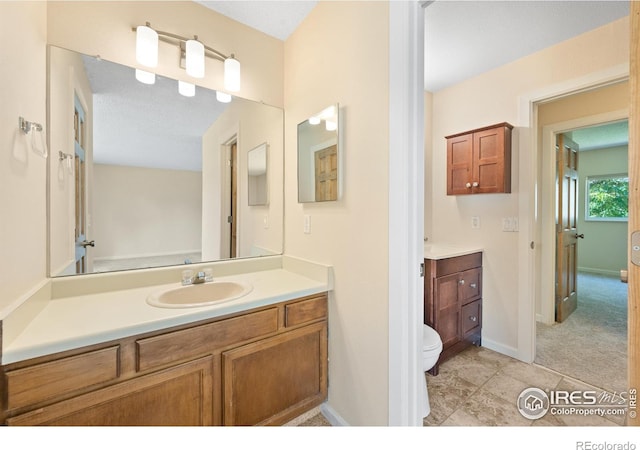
[535,111,629,394]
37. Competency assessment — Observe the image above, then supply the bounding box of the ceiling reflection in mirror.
[48,46,283,277]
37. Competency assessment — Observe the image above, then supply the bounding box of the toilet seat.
[423,324,442,352]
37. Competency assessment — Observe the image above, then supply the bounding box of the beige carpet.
[535,272,627,394]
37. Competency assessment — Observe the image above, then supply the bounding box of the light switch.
[304,215,311,234]
[471,216,480,229]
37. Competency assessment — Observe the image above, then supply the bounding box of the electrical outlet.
[502,217,512,232]
[471,216,480,229]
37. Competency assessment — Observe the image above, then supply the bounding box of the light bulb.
[309,116,321,125]
[135,69,155,84]
[325,120,337,131]
[224,57,241,92]
[179,81,195,97]
[136,25,158,68]
[216,91,232,103]
[186,39,205,78]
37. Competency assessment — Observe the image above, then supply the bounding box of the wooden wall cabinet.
[446,122,513,195]
[424,253,482,375]
[0,293,328,426]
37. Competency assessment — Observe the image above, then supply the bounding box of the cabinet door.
[222,322,327,426]
[433,273,461,349]
[7,357,214,426]
[472,126,510,193]
[446,133,473,195]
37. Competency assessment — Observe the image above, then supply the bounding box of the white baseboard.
[578,267,622,277]
[481,338,522,361]
[320,402,350,426]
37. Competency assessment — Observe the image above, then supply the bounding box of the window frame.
[584,173,629,222]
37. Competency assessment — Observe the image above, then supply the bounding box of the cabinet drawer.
[460,268,482,303]
[435,252,482,277]
[462,300,482,337]
[284,295,328,327]
[5,346,120,411]
[136,308,278,372]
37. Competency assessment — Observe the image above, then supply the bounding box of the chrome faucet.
[182,269,213,286]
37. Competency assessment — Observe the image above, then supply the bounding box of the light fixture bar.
[133,25,230,62]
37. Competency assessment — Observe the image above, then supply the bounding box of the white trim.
[517,64,629,364]
[388,1,424,426]
[578,267,622,277]
[481,338,520,360]
[320,402,350,426]
[539,109,628,325]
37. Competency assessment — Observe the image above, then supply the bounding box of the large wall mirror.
[297,104,340,202]
[48,45,283,276]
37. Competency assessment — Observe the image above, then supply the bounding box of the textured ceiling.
[424,0,629,92]
[83,55,226,171]
[568,120,629,151]
[195,0,318,40]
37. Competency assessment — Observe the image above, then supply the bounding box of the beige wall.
[284,1,390,425]
[46,1,284,108]
[202,99,283,260]
[0,1,47,316]
[92,164,201,261]
[428,17,629,354]
[577,145,628,275]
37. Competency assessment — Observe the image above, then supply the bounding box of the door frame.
[516,63,628,364]
[538,109,628,325]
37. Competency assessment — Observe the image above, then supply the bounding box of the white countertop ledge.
[424,243,483,260]
[3,265,330,365]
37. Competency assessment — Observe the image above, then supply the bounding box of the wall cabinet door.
[446,123,512,195]
[7,357,214,426]
[222,322,327,426]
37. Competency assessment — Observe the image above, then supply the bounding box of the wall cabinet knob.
[466,182,471,188]
[472,181,479,187]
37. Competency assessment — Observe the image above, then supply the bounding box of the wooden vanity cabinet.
[424,253,482,375]
[0,293,328,426]
[446,122,513,195]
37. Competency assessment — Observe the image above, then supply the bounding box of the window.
[585,174,629,221]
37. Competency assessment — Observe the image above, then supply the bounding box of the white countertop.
[424,243,483,260]
[2,268,329,365]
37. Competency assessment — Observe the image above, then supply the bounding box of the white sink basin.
[146,281,253,308]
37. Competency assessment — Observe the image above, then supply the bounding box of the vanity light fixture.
[133,22,241,92]
[135,68,156,85]
[185,39,205,78]
[178,80,195,97]
[216,91,232,103]
[136,24,158,68]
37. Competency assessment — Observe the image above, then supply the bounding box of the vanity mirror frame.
[297,104,341,203]
[46,45,284,278]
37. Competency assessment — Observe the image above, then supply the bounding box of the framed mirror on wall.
[47,45,284,277]
[297,104,340,203]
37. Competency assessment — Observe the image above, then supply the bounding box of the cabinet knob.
[459,279,465,285]
[469,316,477,322]
[466,182,472,188]
[470,283,477,289]
[472,181,479,187]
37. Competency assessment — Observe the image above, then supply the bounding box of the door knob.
[574,233,585,239]
[80,240,95,247]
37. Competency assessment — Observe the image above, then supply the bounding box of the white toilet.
[422,324,443,417]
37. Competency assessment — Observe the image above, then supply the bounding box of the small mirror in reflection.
[297,104,339,203]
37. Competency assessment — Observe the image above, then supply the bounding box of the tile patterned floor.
[424,345,625,426]
[296,345,626,427]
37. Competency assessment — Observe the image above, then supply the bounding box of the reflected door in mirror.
[314,145,337,201]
